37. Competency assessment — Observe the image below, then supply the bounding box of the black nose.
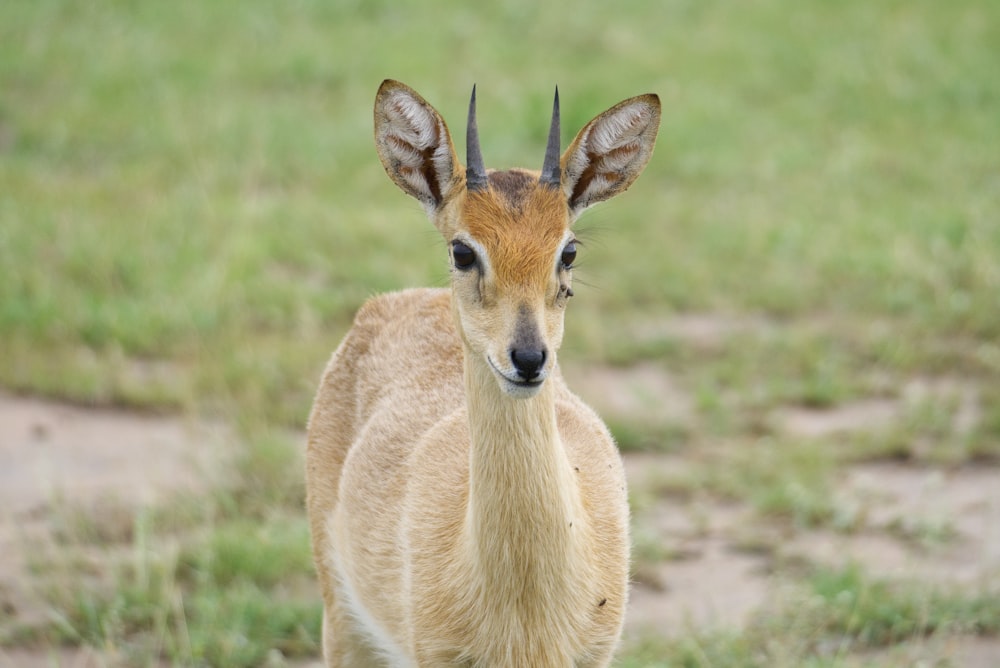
[510,347,546,382]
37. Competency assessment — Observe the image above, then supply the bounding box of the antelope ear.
[374,80,461,213]
[560,94,661,217]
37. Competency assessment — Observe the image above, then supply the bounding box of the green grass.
[3,0,999,424]
[3,0,999,665]
[798,564,1000,645]
[49,526,321,667]
[621,565,1000,667]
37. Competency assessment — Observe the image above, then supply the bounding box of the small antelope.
[306,80,660,666]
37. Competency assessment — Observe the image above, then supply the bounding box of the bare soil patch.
[779,463,1000,585]
[627,505,771,635]
[563,361,694,428]
[778,375,985,441]
[0,647,107,668]
[628,313,773,350]
[854,635,1000,668]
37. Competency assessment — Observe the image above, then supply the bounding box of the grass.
[13,433,320,666]
[3,0,999,423]
[48,519,321,667]
[621,564,1000,667]
[2,0,999,665]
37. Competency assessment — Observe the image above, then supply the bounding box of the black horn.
[466,85,488,192]
[539,87,561,189]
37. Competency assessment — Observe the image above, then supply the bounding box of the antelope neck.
[462,349,583,592]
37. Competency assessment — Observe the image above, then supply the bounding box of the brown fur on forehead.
[486,169,536,211]
[463,174,569,289]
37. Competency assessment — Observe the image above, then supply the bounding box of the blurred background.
[1,1,998,666]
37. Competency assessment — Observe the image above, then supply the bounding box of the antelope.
[306,80,660,667]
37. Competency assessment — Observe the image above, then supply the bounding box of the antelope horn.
[539,87,561,189]
[466,85,488,192]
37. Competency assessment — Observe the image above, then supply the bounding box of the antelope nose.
[510,347,546,382]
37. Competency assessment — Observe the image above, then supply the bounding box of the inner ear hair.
[561,94,661,216]
[374,80,459,211]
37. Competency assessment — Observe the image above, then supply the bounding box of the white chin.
[486,357,546,398]
[500,377,544,398]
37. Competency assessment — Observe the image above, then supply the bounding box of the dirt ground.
[1,377,999,666]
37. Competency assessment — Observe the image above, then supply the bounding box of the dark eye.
[560,241,577,269]
[452,240,476,270]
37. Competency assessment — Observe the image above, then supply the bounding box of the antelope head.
[374,80,660,397]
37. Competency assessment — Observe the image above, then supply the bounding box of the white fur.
[387,94,438,150]
[329,518,415,668]
[590,106,649,153]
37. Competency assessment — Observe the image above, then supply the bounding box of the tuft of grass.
[177,519,314,590]
[217,429,307,519]
[610,418,691,453]
[47,495,143,546]
[847,386,996,465]
[695,437,839,529]
[781,564,1000,648]
[618,631,753,668]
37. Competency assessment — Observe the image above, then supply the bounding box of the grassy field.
[2,0,999,665]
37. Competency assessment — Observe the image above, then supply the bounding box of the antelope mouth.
[487,357,546,397]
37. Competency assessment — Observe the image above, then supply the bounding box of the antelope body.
[306,80,660,667]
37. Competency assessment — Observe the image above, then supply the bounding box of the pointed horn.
[539,86,561,189]
[466,85,488,192]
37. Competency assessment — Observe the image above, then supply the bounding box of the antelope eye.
[452,241,476,269]
[560,241,577,269]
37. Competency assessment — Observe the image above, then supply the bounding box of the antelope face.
[373,80,661,398]
[446,172,576,397]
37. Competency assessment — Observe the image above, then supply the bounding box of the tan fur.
[306,80,660,667]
